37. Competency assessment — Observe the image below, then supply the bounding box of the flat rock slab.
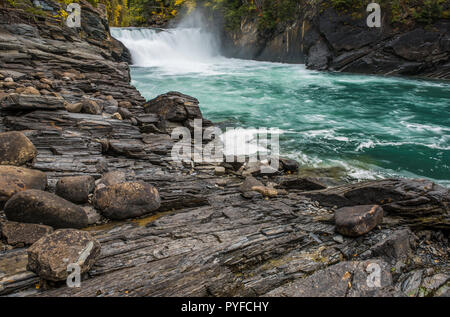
[277,176,326,191]
[0,165,47,206]
[335,205,383,237]
[27,229,101,282]
[0,131,37,166]
[1,221,53,246]
[4,190,89,229]
[94,182,161,220]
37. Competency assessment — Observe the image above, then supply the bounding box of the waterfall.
[111,28,221,74]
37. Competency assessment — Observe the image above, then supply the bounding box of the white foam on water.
[401,121,450,134]
[220,128,284,157]
[356,140,450,151]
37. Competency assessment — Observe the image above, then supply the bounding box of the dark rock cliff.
[221,1,450,79]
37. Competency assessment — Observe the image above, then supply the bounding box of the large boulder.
[0,165,47,206]
[94,182,161,220]
[335,205,384,237]
[27,229,101,282]
[0,131,37,166]
[0,221,53,246]
[143,91,202,122]
[55,175,95,204]
[4,190,89,229]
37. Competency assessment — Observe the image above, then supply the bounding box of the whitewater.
[111,27,450,187]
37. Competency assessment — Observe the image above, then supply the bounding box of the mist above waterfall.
[111,11,222,74]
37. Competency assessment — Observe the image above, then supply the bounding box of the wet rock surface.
[277,176,327,191]
[27,229,101,282]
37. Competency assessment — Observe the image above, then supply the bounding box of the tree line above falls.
[33,0,450,29]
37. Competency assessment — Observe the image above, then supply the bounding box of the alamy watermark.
[67,263,81,288]
[367,3,382,28]
[366,262,382,288]
[43,2,381,30]
[171,119,280,173]
[66,3,81,28]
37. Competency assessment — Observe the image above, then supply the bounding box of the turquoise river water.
[112,27,450,187]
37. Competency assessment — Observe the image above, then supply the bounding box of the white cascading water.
[111,27,221,74]
[111,26,271,156]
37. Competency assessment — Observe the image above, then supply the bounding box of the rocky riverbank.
[221,0,450,80]
[0,1,449,297]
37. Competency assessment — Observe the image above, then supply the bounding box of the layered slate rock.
[0,131,37,166]
[0,166,47,206]
[371,228,414,263]
[4,190,89,229]
[277,176,326,191]
[225,5,449,79]
[266,260,400,297]
[305,7,450,79]
[27,229,101,282]
[0,221,53,246]
[55,176,95,204]
[303,179,450,229]
[335,205,384,237]
[94,182,161,220]
[0,94,65,111]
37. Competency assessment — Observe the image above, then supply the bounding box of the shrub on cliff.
[330,0,448,25]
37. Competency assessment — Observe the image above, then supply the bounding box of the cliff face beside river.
[0,0,449,297]
[221,0,450,80]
